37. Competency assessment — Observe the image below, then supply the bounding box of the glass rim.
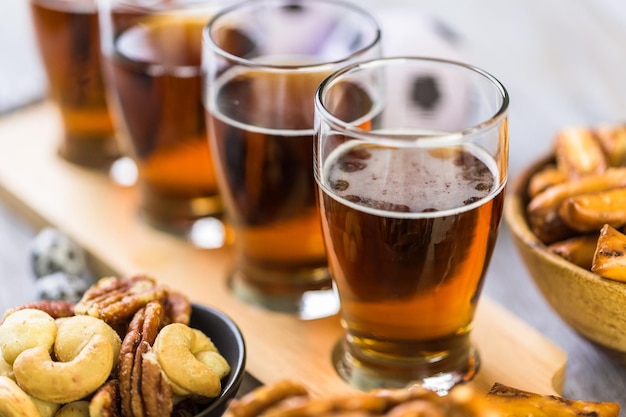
[314,56,510,147]
[105,0,226,12]
[202,0,382,71]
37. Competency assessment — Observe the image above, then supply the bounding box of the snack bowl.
[190,303,246,416]
[504,154,626,365]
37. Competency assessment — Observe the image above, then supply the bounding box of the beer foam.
[322,141,502,218]
[32,0,96,14]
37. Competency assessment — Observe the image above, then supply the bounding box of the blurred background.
[5,0,626,172]
[2,0,626,410]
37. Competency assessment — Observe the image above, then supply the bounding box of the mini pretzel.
[384,400,449,417]
[554,127,608,180]
[224,380,309,417]
[527,167,626,243]
[486,382,619,417]
[0,308,57,365]
[260,394,391,417]
[259,385,439,417]
[0,375,41,417]
[153,322,230,399]
[224,381,499,417]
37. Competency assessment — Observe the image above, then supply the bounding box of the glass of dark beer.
[314,57,509,391]
[98,0,234,238]
[30,0,121,169]
[203,0,381,319]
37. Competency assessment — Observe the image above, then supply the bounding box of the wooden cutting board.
[0,102,566,397]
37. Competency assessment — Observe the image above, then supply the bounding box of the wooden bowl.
[504,155,626,365]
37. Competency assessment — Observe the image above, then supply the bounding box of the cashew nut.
[54,401,90,417]
[0,375,41,417]
[196,350,231,381]
[54,316,121,367]
[0,347,13,379]
[32,397,61,417]
[13,333,115,404]
[0,309,56,365]
[153,323,230,398]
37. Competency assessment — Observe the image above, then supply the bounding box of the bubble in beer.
[331,179,349,191]
[345,195,411,212]
[338,159,367,173]
[325,143,497,214]
[337,147,373,173]
[463,197,481,206]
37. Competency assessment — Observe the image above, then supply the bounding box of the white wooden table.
[1,0,626,413]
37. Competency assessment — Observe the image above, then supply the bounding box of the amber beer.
[30,0,120,168]
[107,15,220,231]
[318,142,505,364]
[208,67,333,288]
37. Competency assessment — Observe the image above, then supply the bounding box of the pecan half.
[119,301,172,417]
[141,346,173,417]
[1,300,75,323]
[163,290,192,326]
[75,276,167,327]
[90,380,122,417]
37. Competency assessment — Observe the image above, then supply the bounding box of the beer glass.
[30,0,121,169]
[98,0,233,237]
[203,0,381,318]
[314,57,509,391]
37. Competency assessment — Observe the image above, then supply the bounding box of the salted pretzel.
[485,382,620,417]
[226,380,621,417]
[224,380,497,417]
[525,123,626,282]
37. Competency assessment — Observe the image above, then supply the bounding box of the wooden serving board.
[0,102,566,397]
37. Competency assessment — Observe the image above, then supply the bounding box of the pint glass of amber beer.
[314,57,509,390]
[98,0,233,236]
[30,0,121,169]
[203,0,381,318]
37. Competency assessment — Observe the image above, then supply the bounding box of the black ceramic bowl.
[190,303,246,417]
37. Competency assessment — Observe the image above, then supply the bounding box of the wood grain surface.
[0,101,567,398]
